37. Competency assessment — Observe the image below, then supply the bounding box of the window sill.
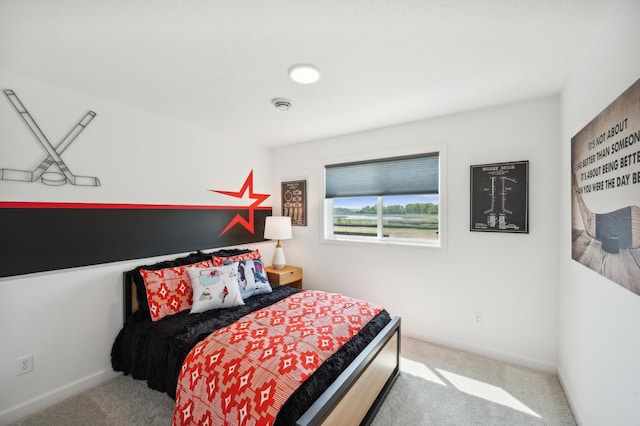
[321,236,441,249]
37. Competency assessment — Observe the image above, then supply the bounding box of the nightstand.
[265,265,303,289]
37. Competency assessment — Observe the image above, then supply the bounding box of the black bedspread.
[111,284,390,425]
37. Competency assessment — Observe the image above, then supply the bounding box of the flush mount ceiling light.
[288,64,320,84]
[272,97,292,111]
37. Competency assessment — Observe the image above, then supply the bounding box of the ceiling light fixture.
[272,97,292,111]
[289,64,320,84]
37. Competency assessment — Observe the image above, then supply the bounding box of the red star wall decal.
[210,170,270,236]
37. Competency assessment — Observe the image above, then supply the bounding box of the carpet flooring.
[11,337,575,425]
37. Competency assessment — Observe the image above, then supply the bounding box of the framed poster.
[282,180,307,226]
[470,160,529,233]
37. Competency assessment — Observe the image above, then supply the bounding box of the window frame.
[322,147,446,249]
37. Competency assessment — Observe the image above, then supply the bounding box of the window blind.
[325,152,439,198]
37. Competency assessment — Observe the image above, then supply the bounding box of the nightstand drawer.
[274,268,302,285]
[265,265,303,289]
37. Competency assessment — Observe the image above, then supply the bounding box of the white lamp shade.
[264,216,292,240]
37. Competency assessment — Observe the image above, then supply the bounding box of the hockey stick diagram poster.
[571,78,640,295]
[470,161,529,233]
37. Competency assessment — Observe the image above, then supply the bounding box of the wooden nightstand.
[265,265,303,289]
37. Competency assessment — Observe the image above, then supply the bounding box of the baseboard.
[0,368,119,426]
[557,368,582,425]
[402,331,558,374]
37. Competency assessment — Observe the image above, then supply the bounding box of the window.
[324,152,440,245]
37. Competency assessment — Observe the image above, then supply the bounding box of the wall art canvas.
[571,78,640,296]
[470,160,529,233]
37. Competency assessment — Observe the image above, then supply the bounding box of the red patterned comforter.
[172,290,383,426]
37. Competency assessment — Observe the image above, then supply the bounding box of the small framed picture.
[281,180,307,226]
[470,161,529,233]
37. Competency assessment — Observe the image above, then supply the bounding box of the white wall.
[0,71,275,424]
[559,0,640,425]
[272,95,561,372]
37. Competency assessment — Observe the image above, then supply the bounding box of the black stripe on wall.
[0,206,271,278]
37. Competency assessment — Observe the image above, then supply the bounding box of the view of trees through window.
[332,194,439,240]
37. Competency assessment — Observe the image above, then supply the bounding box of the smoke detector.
[272,98,292,111]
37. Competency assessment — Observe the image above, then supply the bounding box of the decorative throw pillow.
[187,263,244,313]
[140,260,213,321]
[211,249,261,266]
[236,258,272,299]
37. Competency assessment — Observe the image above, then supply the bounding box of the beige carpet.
[12,337,575,425]
[372,337,575,425]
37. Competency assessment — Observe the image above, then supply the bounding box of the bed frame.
[123,274,400,425]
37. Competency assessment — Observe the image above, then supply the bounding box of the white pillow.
[187,263,244,313]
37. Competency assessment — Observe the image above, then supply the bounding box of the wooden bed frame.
[123,273,401,425]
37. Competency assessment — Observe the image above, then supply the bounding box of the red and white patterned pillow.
[211,249,261,266]
[140,260,213,321]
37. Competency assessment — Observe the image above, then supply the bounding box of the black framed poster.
[281,180,307,226]
[470,160,529,233]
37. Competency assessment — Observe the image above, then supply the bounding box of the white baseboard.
[557,368,582,425]
[402,330,558,374]
[0,369,120,426]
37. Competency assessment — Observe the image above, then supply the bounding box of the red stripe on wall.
[0,201,272,210]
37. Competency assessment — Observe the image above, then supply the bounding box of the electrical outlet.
[474,312,483,326]
[16,354,33,376]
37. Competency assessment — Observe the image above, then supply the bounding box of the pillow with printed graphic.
[187,263,244,313]
[235,258,272,299]
[140,260,213,321]
[212,249,271,299]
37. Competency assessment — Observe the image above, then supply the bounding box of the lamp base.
[271,246,286,270]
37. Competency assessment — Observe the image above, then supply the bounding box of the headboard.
[122,249,252,323]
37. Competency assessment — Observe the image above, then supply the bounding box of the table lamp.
[264,216,292,269]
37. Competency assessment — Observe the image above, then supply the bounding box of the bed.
[111,249,400,425]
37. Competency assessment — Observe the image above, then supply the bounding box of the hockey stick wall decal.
[1,89,100,186]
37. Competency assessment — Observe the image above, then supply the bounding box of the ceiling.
[0,0,612,147]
